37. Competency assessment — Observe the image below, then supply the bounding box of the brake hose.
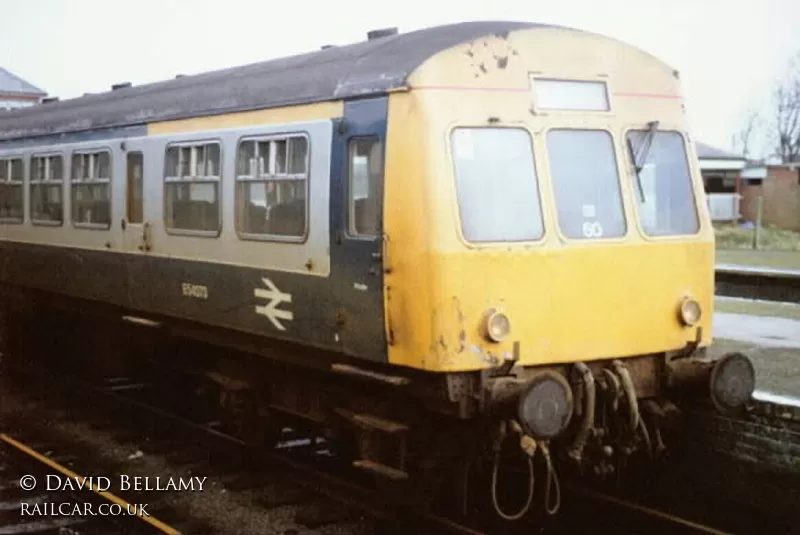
[490,420,536,521]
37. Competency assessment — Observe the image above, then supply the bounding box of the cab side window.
[347,138,382,237]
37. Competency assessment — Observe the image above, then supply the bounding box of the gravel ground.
[0,389,376,535]
[55,418,382,535]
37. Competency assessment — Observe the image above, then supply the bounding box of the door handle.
[121,219,126,230]
[381,234,392,274]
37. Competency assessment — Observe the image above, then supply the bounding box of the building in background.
[696,140,800,230]
[0,67,46,111]
[739,164,800,231]
[696,142,747,222]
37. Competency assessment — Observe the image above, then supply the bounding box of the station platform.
[712,311,800,402]
[713,312,800,349]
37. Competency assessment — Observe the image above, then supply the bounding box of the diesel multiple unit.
[0,21,755,518]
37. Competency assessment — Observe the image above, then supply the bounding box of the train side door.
[121,144,151,310]
[331,97,389,361]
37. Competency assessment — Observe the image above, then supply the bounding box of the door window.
[127,152,144,223]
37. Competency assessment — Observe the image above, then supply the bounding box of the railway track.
[0,365,492,535]
[0,356,774,535]
[0,383,414,535]
[0,431,178,535]
[715,264,800,304]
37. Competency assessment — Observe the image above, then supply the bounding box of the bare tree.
[772,52,800,163]
[731,109,761,160]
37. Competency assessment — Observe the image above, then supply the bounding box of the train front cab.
[381,26,755,459]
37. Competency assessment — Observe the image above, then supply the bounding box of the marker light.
[517,371,574,440]
[679,297,702,326]
[484,310,511,343]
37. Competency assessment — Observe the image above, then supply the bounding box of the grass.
[715,297,800,321]
[716,249,800,270]
[709,339,800,398]
[714,223,800,252]
[714,223,800,269]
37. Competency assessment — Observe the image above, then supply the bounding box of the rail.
[0,432,180,535]
[715,263,800,304]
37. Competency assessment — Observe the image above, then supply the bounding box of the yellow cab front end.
[383,25,755,446]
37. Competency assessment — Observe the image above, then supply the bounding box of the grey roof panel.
[0,67,46,97]
[695,141,745,160]
[0,21,550,141]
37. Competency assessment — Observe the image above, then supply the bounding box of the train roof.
[0,21,554,142]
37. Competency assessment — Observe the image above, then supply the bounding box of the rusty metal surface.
[0,21,550,142]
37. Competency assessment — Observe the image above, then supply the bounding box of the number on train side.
[181,282,209,300]
[582,221,604,238]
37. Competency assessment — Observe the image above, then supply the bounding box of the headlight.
[484,309,510,343]
[710,352,755,413]
[517,371,573,440]
[679,297,702,326]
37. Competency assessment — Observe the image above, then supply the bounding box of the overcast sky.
[1,0,798,156]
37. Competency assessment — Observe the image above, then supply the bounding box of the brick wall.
[0,93,40,110]
[763,166,800,231]
[0,94,40,102]
[739,182,763,222]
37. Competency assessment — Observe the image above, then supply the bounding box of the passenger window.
[127,152,144,224]
[348,138,382,237]
[235,135,308,239]
[71,150,112,228]
[0,157,24,223]
[451,128,544,242]
[626,130,699,236]
[546,130,626,239]
[164,142,221,233]
[30,154,64,225]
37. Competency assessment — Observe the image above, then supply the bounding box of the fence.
[707,193,741,221]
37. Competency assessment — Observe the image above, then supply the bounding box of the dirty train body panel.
[0,100,389,361]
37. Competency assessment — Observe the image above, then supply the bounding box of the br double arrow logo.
[254,278,293,331]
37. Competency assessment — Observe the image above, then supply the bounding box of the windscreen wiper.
[628,120,660,203]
